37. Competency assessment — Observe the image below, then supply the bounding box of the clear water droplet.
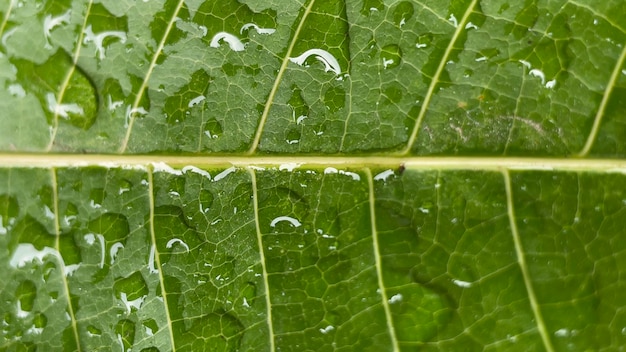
[12,51,98,130]
[360,0,384,16]
[114,271,148,313]
[381,44,402,69]
[286,129,301,145]
[87,324,102,336]
[142,319,159,337]
[393,2,414,27]
[115,319,136,352]
[198,189,214,214]
[203,119,223,139]
[0,194,19,235]
[240,282,257,307]
[33,312,47,329]
[164,70,211,125]
[15,280,37,316]
[89,188,105,209]
[140,348,160,352]
[288,85,309,124]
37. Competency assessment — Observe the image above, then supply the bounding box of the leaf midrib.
[2,154,626,172]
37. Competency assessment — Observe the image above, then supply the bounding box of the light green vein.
[147,169,177,352]
[577,42,626,156]
[248,168,276,351]
[502,170,555,352]
[400,0,478,155]
[0,0,14,37]
[247,0,316,154]
[50,168,82,352]
[119,0,186,153]
[365,168,400,352]
[46,0,94,152]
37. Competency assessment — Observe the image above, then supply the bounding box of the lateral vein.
[401,0,478,155]
[119,0,186,153]
[147,169,178,352]
[249,169,276,351]
[365,168,400,352]
[502,170,554,352]
[50,168,82,352]
[247,0,317,154]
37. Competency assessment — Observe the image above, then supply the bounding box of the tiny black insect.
[398,163,405,175]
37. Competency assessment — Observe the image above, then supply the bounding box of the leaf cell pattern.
[1,0,626,351]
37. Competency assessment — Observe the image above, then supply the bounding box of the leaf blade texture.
[1,0,626,351]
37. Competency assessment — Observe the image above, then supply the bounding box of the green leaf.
[1,0,626,351]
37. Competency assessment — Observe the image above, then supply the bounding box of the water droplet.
[114,271,148,313]
[285,129,301,145]
[0,194,19,235]
[15,280,37,316]
[360,0,384,15]
[289,49,342,75]
[164,70,211,125]
[240,282,256,307]
[60,202,78,229]
[288,85,309,124]
[381,44,402,69]
[87,213,130,274]
[89,188,105,209]
[198,189,214,214]
[323,86,345,113]
[140,348,160,352]
[33,312,47,328]
[203,119,223,139]
[115,319,136,352]
[153,206,203,265]
[416,33,433,48]
[12,51,98,130]
[393,2,414,27]
[142,319,159,337]
[118,179,133,195]
[87,325,102,336]
[83,4,129,60]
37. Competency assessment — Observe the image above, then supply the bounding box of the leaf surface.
[1,0,626,351]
